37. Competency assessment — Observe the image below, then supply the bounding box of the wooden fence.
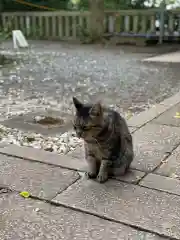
[1,9,180,41]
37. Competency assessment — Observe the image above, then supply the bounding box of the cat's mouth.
[76,132,92,141]
[76,133,83,139]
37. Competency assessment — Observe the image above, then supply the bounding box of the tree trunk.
[88,0,105,42]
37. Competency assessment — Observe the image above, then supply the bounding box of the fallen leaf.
[126,111,133,120]
[20,191,30,198]
[174,112,180,119]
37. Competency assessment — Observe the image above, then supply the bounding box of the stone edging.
[127,90,180,128]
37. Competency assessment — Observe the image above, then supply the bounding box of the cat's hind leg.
[110,149,134,177]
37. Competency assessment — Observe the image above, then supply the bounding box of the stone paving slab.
[152,102,180,127]
[131,123,180,172]
[0,193,164,240]
[127,105,168,128]
[53,178,180,239]
[156,145,180,178]
[159,90,180,108]
[139,173,180,196]
[127,90,180,128]
[0,143,9,148]
[0,144,88,171]
[0,154,79,199]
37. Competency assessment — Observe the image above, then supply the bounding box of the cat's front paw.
[85,171,97,179]
[97,172,108,183]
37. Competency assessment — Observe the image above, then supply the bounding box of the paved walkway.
[1,91,180,239]
[143,50,180,63]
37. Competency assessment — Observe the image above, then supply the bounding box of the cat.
[72,97,134,183]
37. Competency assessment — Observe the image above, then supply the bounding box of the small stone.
[52,145,58,152]
[34,116,43,122]
[22,142,29,146]
[32,143,41,149]
[58,145,68,154]
[34,208,40,212]
[170,173,179,179]
[44,147,54,152]
[26,136,35,142]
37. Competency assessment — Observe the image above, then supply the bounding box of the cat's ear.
[73,97,83,110]
[89,102,102,117]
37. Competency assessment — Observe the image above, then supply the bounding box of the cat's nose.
[76,130,83,138]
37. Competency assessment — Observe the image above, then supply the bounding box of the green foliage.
[0,0,160,12]
[105,0,131,10]
[0,31,10,43]
[0,18,13,44]
[0,0,70,12]
[1,0,179,12]
[76,24,93,43]
[72,0,159,10]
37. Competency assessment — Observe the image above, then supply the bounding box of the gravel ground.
[0,40,180,153]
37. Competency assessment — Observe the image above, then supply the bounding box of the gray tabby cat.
[72,97,134,183]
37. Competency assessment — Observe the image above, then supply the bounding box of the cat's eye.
[82,126,90,131]
[73,124,91,131]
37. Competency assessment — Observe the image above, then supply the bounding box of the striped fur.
[72,97,134,183]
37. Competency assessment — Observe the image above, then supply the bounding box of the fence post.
[159,0,166,44]
[26,16,30,36]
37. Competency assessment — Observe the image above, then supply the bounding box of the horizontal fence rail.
[1,9,180,41]
[1,11,91,40]
[105,9,180,35]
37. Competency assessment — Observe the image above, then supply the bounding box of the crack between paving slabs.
[113,169,180,197]
[4,174,180,226]
[4,170,180,211]
[0,147,146,185]
[137,142,180,186]
[52,175,81,198]
[128,100,180,129]
[115,171,180,198]
[0,185,13,194]
[77,169,146,185]
[127,101,180,183]
[136,183,180,198]
[1,142,180,199]
[0,149,175,194]
[150,101,180,122]
[0,175,81,203]
[0,169,178,239]
[152,122,180,128]
[130,127,140,134]
[1,125,179,238]
[27,194,177,240]
[1,95,179,237]
[0,148,146,185]
[0,173,81,201]
[0,152,81,200]
[0,151,81,172]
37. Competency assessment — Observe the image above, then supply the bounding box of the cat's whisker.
[92,137,102,149]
